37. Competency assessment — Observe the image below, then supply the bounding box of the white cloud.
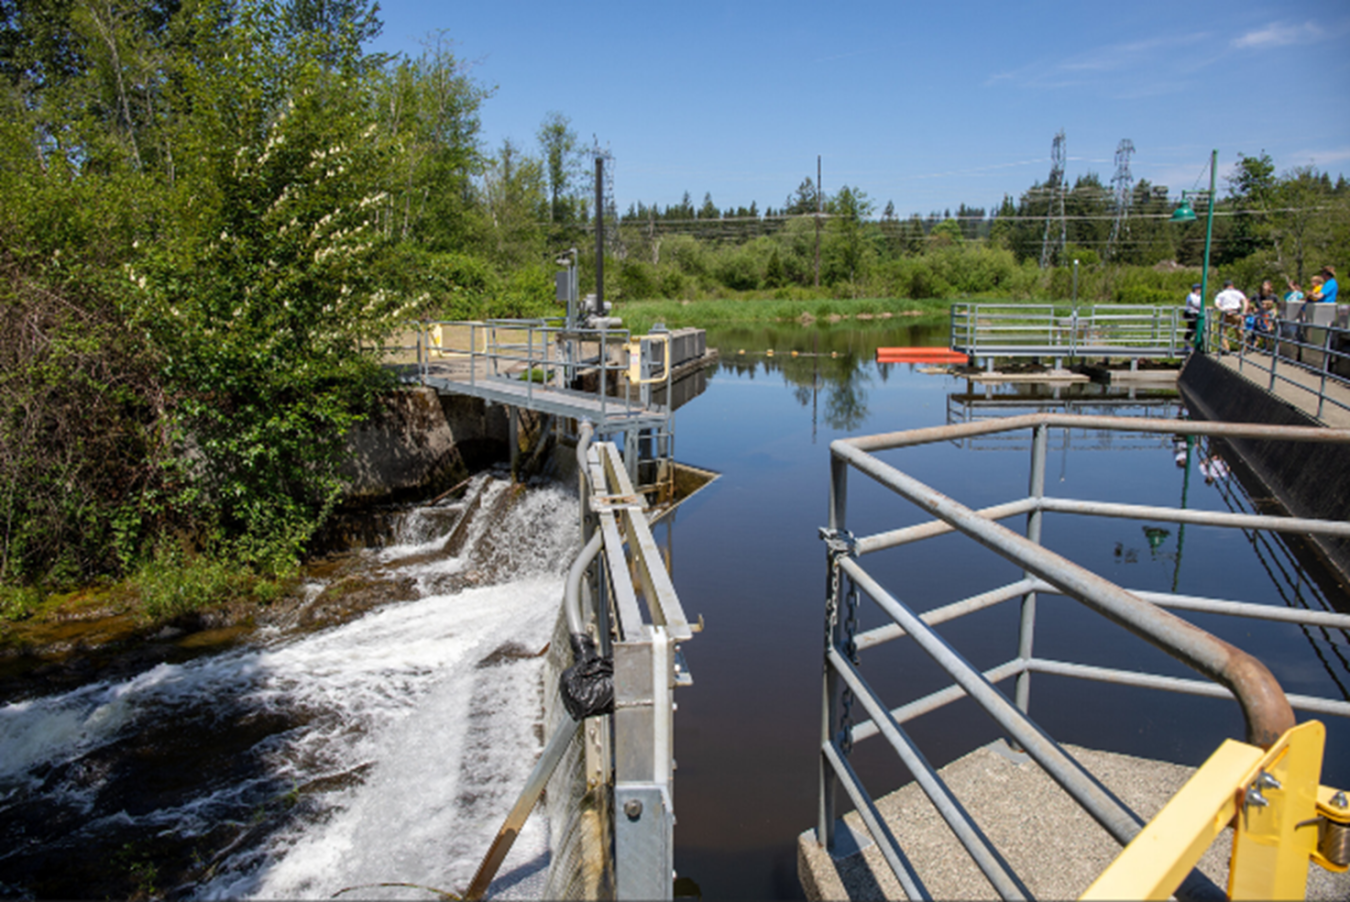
[986,31,1209,91]
[1286,147,1350,168]
[1232,21,1323,49]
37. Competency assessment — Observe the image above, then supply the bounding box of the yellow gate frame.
[1083,721,1347,900]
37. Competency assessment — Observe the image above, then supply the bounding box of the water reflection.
[947,381,1183,452]
[1201,436,1350,699]
[711,322,945,438]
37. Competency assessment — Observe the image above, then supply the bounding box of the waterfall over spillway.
[0,477,580,900]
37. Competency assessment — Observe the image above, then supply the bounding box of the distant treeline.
[598,163,1350,304]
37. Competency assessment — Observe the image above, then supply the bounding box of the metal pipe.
[850,659,1026,744]
[821,740,930,901]
[853,578,1038,652]
[1036,496,1350,537]
[831,648,1031,900]
[1016,423,1048,715]
[819,449,850,851]
[856,498,1038,555]
[1025,658,1350,718]
[1022,576,1350,629]
[464,718,581,900]
[840,556,1145,845]
[565,532,604,638]
[843,412,1350,454]
[833,441,1297,748]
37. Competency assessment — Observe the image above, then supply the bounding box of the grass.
[0,550,293,631]
[615,296,954,333]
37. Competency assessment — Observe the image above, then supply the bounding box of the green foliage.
[132,549,251,621]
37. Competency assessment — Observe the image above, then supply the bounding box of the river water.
[1,477,578,899]
[1,321,1347,900]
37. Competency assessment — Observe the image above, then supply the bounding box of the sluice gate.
[804,414,1350,900]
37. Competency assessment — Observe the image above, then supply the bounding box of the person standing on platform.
[1183,282,1202,350]
[1310,265,1338,304]
[1213,279,1248,353]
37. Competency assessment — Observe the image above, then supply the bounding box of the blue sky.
[368,1,1350,218]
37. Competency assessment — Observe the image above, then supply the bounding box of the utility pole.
[595,154,604,310]
[814,155,822,288]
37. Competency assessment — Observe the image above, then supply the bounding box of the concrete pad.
[967,371,1090,384]
[798,742,1349,900]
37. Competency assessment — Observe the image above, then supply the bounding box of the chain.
[820,527,858,755]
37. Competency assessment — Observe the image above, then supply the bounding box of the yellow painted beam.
[1229,721,1324,900]
[1082,739,1262,901]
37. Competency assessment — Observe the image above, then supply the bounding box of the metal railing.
[1221,316,1350,423]
[951,304,1184,365]
[414,319,678,490]
[467,422,695,901]
[817,413,1350,900]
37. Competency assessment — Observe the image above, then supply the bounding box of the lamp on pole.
[1170,149,1219,354]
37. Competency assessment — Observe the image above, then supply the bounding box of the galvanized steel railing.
[950,304,1184,366]
[467,422,695,901]
[1225,316,1350,423]
[817,413,1350,900]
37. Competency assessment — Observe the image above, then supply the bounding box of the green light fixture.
[1170,196,1197,223]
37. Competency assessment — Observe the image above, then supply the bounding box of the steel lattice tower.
[1107,139,1135,261]
[1039,130,1067,269]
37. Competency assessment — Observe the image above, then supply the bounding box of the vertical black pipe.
[595,155,604,313]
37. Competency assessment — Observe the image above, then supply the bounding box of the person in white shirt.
[1213,279,1248,353]
[1183,282,1202,349]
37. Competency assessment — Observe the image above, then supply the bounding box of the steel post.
[1015,422,1048,715]
[508,406,519,482]
[819,454,850,851]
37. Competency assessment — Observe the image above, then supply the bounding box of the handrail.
[1225,315,1350,422]
[834,415,1347,747]
[950,303,1184,361]
[816,412,1350,899]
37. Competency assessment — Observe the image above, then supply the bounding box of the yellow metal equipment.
[1082,721,1347,900]
[627,333,670,385]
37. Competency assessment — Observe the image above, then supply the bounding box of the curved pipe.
[565,420,598,637]
[565,531,603,637]
[832,437,1296,748]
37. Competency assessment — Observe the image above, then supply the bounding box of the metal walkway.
[951,303,1185,369]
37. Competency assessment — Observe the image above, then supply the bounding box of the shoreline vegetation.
[2,0,1345,640]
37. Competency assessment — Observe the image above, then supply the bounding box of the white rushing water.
[0,478,579,900]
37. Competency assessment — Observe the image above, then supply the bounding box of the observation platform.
[798,741,1349,900]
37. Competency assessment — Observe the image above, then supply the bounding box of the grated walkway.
[798,741,1349,900]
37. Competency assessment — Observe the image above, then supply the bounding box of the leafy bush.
[133,550,250,621]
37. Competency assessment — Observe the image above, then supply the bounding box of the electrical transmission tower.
[1106,139,1135,261]
[1039,130,1067,269]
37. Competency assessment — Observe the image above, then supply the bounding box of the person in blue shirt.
[1312,265,1338,304]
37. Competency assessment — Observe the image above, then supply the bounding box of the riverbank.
[617,296,951,332]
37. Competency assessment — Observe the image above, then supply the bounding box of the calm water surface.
[668,323,1350,899]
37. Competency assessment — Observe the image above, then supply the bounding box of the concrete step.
[798,741,1349,900]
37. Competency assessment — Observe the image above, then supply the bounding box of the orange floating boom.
[875,347,970,364]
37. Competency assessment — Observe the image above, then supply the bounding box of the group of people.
[1182,264,1340,352]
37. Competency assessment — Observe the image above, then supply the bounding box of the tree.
[536,110,580,226]
[784,176,818,215]
[1222,152,1276,263]
[698,191,719,220]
